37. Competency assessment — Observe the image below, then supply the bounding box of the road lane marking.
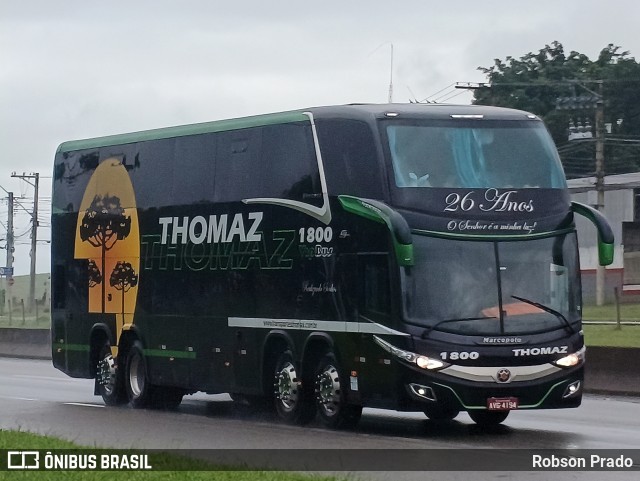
[0,395,38,401]
[64,402,105,408]
[12,374,81,382]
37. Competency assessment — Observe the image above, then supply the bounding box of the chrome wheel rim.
[97,353,116,395]
[316,364,341,416]
[275,361,299,411]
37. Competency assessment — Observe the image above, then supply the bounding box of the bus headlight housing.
[553,346,586,368]
[373,335,448,371]
[416,355,446,370]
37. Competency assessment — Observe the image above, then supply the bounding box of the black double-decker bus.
[51,104,613,427]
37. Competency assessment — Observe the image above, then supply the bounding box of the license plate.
[487,397,519,410]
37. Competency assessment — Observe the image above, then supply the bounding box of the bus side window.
[52,264,66,309]
[173,135,216,204]
[316,120,384,199]
[261,123,322,206]
[214,129,263,202]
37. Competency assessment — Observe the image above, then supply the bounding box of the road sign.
[0,267,14,276]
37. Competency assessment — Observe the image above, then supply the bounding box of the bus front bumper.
[400,365,584,412]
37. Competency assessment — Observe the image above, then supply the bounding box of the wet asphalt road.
[1,357,639,480]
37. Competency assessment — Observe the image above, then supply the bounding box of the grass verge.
[583,324,640,348]
[0,430,345,481]
[582,302,640,323]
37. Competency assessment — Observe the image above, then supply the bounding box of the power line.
[420,83,455,103]
[437,89,470,104]
[11,172,40,312]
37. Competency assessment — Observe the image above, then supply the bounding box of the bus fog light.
[563,381,581,398]
[553,346,585,368]
[408,383,437,401]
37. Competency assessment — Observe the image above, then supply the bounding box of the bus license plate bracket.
[487,397,519,410]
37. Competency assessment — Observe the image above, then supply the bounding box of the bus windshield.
[385,120,567,189]
[402,234,581,335]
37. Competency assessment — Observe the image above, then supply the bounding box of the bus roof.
[56,103,539,154]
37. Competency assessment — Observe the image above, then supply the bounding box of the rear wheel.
[468,410,509,426]
[125,340,153,408]
[273,350,315,424]
[96,341,127,406]
[314,353,362,429]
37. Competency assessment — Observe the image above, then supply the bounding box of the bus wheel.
[273,350,315,424]
[468,410,509,426]
[125,340,153,409]
[314,353,362,429]
[96,342,127,406]
[423,405,459,422]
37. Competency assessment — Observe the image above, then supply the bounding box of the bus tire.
[96,341,127,406]
[125,340,153,409]
[273,350,315,424]
[423,405,459,422]
[468,410,509,426]
[314,353,362,429]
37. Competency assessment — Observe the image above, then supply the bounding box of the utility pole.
[6,192,14,320]
[555,81,607,306]
[594,82,606,306]
[388,43,394,103]
[11,172,39,312]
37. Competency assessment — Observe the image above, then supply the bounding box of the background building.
[569,173,640,303]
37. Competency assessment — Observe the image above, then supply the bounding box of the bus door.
[356,252,397,403]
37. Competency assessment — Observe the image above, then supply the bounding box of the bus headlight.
[373,335,448,371]
[553,346,586,368]
[416,355,446,370]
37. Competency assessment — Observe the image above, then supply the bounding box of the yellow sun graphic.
[74,158,139,356]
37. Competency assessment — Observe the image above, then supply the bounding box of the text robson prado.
[532,454,634,469]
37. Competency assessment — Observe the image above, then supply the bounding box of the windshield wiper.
[511,295,576,334]
[421,316,496,339]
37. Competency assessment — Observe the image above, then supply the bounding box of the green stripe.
[432,379,567,410]
[144,349,197,359]
[52,343,90,352]
[411,227,575,242]
[57,111,309,153]
[53,343,196,358]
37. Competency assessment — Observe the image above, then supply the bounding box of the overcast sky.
[1,0,639,276]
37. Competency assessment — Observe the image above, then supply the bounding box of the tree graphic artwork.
[109,261,139,316]
[87,260,103,288]
[79,194,131,312]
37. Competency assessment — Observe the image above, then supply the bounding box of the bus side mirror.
[339,195,414,266]
[571,202,614,266]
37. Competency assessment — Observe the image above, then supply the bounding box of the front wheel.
[96,342,127,406]
[273,350,315,424]
[468,410,509,426]
[314,353,362,429]
[423,405,460,422]
[125,340,153,408]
